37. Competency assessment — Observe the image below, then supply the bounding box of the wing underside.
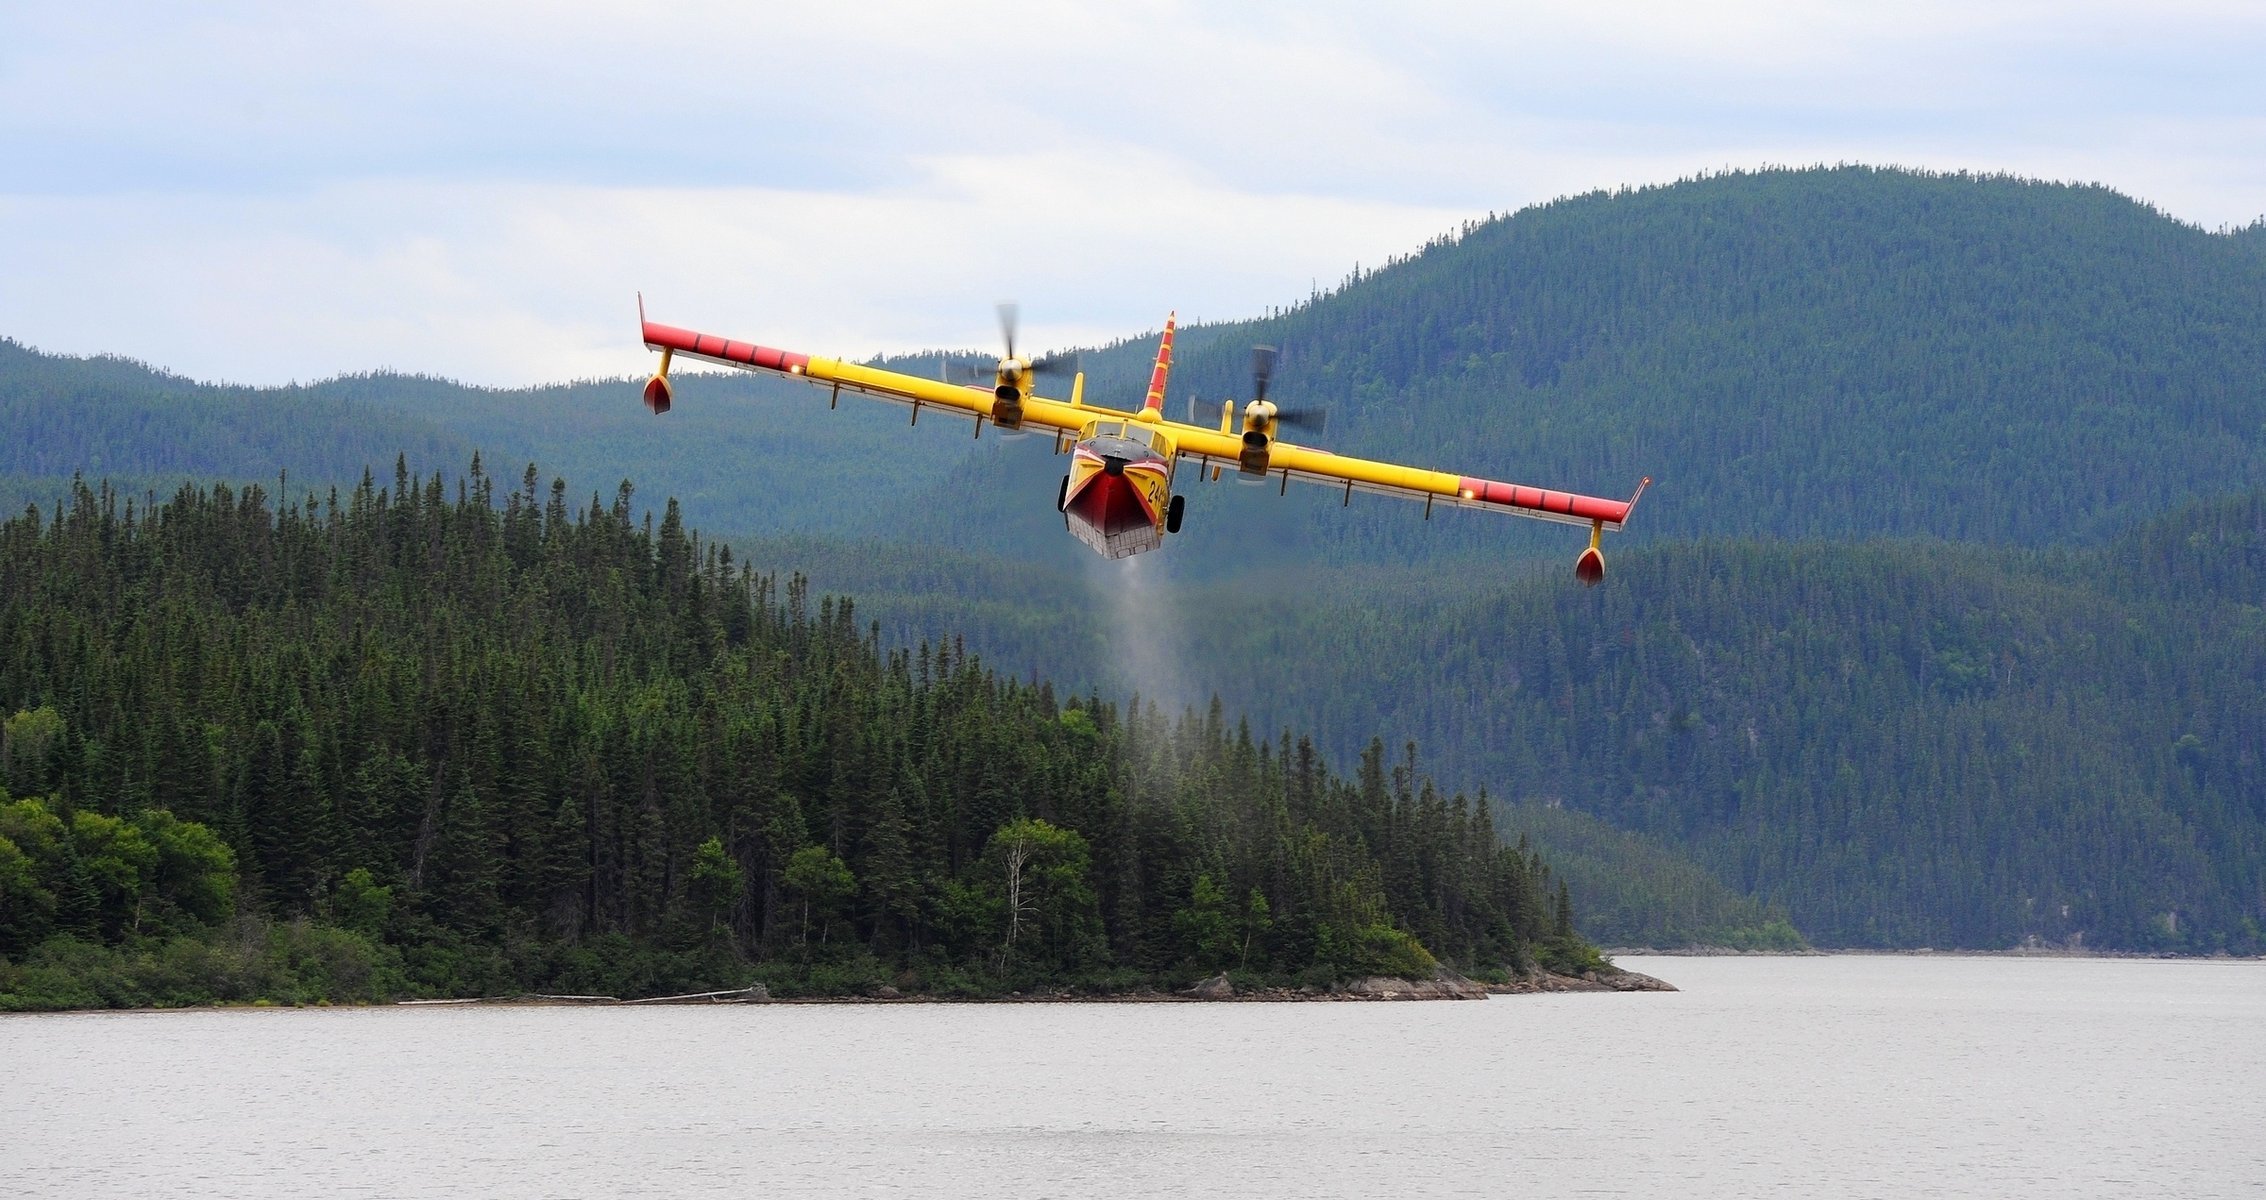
[1168,441,1646,531]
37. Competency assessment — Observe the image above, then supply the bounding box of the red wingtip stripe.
[641,321,809,373]
[1457,476,1634,524]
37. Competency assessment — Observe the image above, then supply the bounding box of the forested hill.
[0,466,1598,1007]
[0,338,476,522]
[0,340,938,550]
[779,492,2266,954]
[916,166,2266,564]
[791,492,2266,954]
[9,167,2266,569]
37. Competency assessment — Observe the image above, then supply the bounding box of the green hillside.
[1493,802,1803,951]
[0,339,476,520]
[1243,500,2266,951]
[0,469,1593,1008]
[0,341,988,546]
[761,504,2266,953]
[882,166,2266,566]
[12,167,2266,566]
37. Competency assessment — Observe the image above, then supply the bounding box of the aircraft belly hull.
[1064,441,1169,559]
[1065,511,1164,559]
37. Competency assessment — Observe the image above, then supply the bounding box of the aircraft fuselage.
[1062,422,1175,559]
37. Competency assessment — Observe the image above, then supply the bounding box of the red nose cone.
[1573,547,1605,587]
[642,374,673,415]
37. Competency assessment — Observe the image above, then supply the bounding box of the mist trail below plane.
[1087,551,1194,719]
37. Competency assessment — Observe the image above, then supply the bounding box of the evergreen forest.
[0,465,1593,1008]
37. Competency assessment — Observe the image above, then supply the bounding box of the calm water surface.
[4,956,2262,1198]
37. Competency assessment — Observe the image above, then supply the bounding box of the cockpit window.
[1082,420,1163,450]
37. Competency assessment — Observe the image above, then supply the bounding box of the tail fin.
[1142,312,1176,415]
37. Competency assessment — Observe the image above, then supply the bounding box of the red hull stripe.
[644,321,810,374]
[1456,476,1630,523]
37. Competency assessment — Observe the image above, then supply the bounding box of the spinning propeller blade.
[1247,344,1326,435]
[997,301,1019,361]
[990,301,1074,377]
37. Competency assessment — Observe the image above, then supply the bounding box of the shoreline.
[3,966,1680,1015]
[1610,946,2266,961]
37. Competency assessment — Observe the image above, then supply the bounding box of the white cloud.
[2,0,2263,383]
[0,154,1467,385]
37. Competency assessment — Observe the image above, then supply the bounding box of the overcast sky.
[3,0,2262,386]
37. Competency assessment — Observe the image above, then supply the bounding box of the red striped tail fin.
[1142,312,1176,415]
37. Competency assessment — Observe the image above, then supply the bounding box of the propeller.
[1251,345,1276,404]
[1247,344,1327,435]
[990,301,1075,378]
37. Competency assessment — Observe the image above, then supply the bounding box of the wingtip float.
[636,300,1650,585]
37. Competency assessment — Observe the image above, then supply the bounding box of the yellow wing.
[639,309,1647,533]
[1136,402,1648,531]
[640,315,1132,436]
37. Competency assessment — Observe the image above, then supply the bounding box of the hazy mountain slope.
[0,338,1015,543]
[767,495,2266,953]
[897,167,2266,568]
[12,167,2264,567]
[1204,521,2266,951]
[300,369,998,541]
[0,338,475,514]
[1494,802,1803,950]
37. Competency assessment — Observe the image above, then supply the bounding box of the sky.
[2,0,2263,387]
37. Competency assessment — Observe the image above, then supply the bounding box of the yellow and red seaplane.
[637,301,1649,583]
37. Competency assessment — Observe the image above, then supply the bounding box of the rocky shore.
[398,964,1677,1007]
[1157,962,1675,999]
[1487,964,1678,993]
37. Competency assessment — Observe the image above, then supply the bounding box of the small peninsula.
[1,468,1624,1011]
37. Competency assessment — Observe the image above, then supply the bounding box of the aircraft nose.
[1102,455,1127,476]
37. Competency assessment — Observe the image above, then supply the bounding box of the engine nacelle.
[991,385,1025,431]
[642,373,673,415]
[1238,429,1271,476]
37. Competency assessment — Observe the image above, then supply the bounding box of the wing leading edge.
[641,317,1105,435]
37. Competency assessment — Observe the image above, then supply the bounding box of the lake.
[4,956,2261,1198]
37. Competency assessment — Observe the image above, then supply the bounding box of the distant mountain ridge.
[0,340,475,519]
[10,166,2266,561]
[949,166,2266,559]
